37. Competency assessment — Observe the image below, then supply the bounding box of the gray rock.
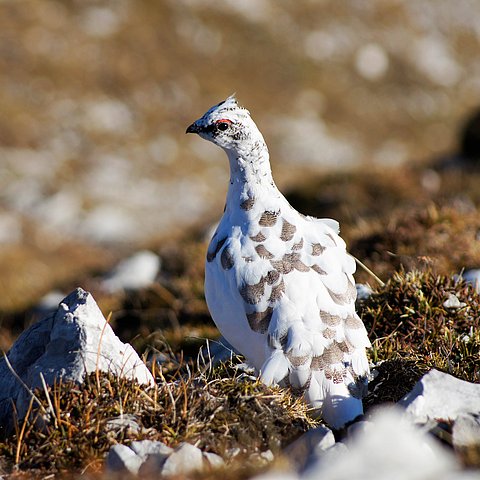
[399,369,480,423]
[249,449,275,466]
[453,414,480,450]
[0,288,154,432]
[202,451,225,468]
[106,444,143,475]
[443,293,466,309]
[100,250,161,293]
[461,269,480,293]
[130,440,173,459]
[303,441,349,476]
[347,420,373,439]
[200,336,238,367]
[138,451,170,476]
[160,442,204,477]
[106,414,141,435]
[284,425,335,472]
[107,440,174,476]
[302,406,459,480]
[355,283,373,301]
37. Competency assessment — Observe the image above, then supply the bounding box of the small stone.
[250,449,275,466]
[200,336,237,367]
[101,250,161,293]
[34,290,65,314]
[106,444,143,475]
[462,269,480,293]
[284,425,335,471]
[130,440,173,459]
[134,441,174,475]
[303,406,458,480]
[399,369,480,423]
[303,442,349,476]
[355,283,372,301]
[106,414,141,435]
[443,293,466,309]
[347,420,373,438]
[138,453,169,476]
[202,451,225,468]
[161,442,204,477]
[354,43,389,81]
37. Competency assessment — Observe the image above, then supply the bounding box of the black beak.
[186,123,199,134]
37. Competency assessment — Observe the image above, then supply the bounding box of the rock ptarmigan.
[186,96,371,429]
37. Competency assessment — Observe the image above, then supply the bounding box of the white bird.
[186,96,371,429]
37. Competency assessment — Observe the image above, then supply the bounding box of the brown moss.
[0,357,313,476]
[352,204,480,280]
[359,269,480,382]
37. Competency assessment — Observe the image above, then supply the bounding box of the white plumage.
[186,96,371,428]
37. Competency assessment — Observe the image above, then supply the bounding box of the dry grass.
[359,269,480,411]
[0,355,313,478]
[352,204,480,280]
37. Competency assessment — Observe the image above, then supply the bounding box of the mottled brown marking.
[311,243,325,256]
[259,210,279,227]
[311,355,326,371]
[282,252,309,272]
[207,237,227,262]
[322,328,336,340]
[239,277,266,304]
[270,259,294,274]
[311,264,327,275]
[319,310,342,326]
[321,342,345,364]
[240,197,255,211]
[265,270,280,285]
[345,314,364,329]
[280,219,297,241]
[325,367,346,384]
[269,278,285,302]
[220,248,234,270]
[246,307,273,334]
[295,260,310,272]
[327,280,357,305]
[255,244,274,259]
[292,238,304,251]
[286,352,310,367]
[250,231,266,242]
[337,340,355,354]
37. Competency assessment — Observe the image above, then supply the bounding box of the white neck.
[224,136,280,210]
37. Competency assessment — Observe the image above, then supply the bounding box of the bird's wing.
[245,210,370,420]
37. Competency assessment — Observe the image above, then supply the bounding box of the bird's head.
[186,95,261,153]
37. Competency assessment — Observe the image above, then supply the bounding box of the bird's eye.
[215,119,232,132]
[217,122,230,131]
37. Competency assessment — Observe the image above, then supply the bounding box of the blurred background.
[1,0,480,348]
